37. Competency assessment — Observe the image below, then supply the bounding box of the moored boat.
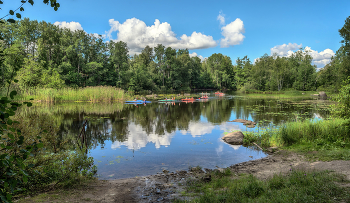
[158,99,176,102]
[125,100,151,103]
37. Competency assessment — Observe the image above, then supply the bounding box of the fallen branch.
[253,142,264,151]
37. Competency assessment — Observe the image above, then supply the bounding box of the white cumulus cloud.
[220,18,245,48]
[217,11,225,26]
[270,43,335,68]
[304,46,335,67]
[106,18,217,55]
[54,21,83,31]
[270,43,303,56]
[189,52,206,61]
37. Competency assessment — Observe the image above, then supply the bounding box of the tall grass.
[16,102,126,116]
[244,118,350,148]
[15,86,131,102]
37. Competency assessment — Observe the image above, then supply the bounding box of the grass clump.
[243,118,350,161]
[176,169,350,203]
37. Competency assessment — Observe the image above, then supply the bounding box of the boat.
[196,97,208,100]
[182,100,194,103]
[125,100,151,103]
[158,99,176,102]
[181,98,195,101]
[214,92,224,94]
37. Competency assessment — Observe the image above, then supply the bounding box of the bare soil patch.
[16,150,350,203]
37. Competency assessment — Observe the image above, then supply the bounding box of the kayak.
[125,100,151,103]
[214,92,224,94]
[196,98,208,100]
[181,98,195,101]
[158,99,176,102]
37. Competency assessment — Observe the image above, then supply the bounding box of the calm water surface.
[25,94,330,179]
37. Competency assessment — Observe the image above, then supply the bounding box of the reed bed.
[244,118,350,148]
[16,86,131,102]
[16,101,126,116]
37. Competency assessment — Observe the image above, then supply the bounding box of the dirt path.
[17,150,350,203]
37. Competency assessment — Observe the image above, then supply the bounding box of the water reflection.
[111,122,175,150]
[16,96,331,179]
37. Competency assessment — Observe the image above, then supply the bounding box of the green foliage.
[331,77,350,119]
[243,118,350,150]
[317,16,350,92]
[0,91,38,203]
[0,93,97,202]
[339,16,350,56]
[180,169,350,203]
[0,18,331,93]
[1,1,59,23]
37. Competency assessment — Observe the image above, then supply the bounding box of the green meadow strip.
[237,90,325,99]
[11,86,132,102]
[175,168,350,203]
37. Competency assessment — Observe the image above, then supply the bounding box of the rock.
[202,174,211,182]
[221,131,244,145]
[267,147,278,153]
[319,91,327,100]
[217,168,225,173]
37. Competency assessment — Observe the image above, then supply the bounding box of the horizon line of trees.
[0,17,349,93]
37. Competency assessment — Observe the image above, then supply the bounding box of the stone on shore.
[221,131,244,145]
[319,91,327,100]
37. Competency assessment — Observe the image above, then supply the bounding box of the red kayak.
[181,98,195,101]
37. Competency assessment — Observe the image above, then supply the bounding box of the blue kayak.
[125,100,151,103]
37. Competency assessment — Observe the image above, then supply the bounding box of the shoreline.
[17,150,350,202]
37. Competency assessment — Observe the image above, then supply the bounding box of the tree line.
[0,17,349,93]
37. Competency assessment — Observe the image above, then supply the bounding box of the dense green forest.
[0,17,349,93]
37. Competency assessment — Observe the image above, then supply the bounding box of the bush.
[331,77,350,119]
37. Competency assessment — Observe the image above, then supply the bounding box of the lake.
[19,93,330,179]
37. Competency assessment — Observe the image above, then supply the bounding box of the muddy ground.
[16,150,350,203]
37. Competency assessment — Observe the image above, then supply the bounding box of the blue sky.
[3,0,350,68]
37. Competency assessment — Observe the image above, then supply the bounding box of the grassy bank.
[1,86,132,102]
[237,90,332,99]
[175,168,350,203]
[243,118,350,160]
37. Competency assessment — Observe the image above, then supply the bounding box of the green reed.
[14,86,132,102]
[244,118,350,148]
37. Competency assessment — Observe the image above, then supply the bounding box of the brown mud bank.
[17,150,350,203]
